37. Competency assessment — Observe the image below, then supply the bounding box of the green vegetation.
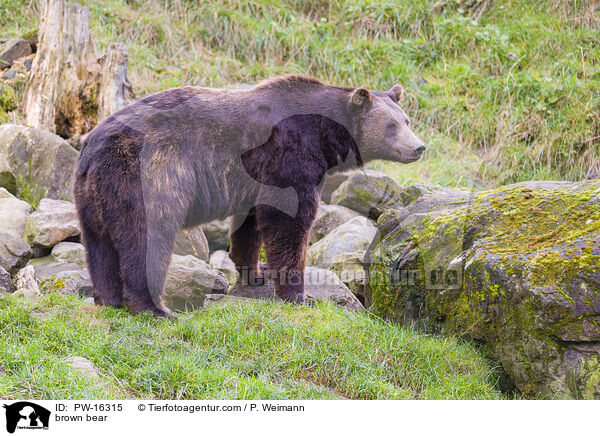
[0,81,19,125]
[2,0,599,187]
[0,291,505,399]
[15,153,46,209]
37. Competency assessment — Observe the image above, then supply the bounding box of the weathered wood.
[97,43,134,122]
[21,0,133,139]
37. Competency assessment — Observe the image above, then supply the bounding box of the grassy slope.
[0,291,504,399]
[1,0,599,187]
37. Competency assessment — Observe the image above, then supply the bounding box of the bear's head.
[348,84,425,164]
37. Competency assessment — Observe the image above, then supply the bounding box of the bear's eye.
[405,118,411,127]
[386,123,397,132]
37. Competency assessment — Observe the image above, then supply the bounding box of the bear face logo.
[2,402,51,434]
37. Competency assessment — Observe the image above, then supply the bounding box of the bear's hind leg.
[113,224,177,319]
[83,227,124,307]
[229,211,264,285]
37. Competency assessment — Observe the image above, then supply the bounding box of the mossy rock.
[330,170,406,218]
[368,180,600,399]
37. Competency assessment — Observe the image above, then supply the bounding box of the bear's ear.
[387,84,404,103]
[350,88,373,111]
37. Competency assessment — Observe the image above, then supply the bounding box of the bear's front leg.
[256,201,317,304]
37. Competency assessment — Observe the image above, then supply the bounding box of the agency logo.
[2,402,50,434]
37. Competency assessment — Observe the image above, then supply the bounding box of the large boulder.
[201,218,231,251]
[0,232,32,274]
[24,198,80,248]
[162,254,229,312]
[310,204,360,244]
[228,266,364,311]
[0,188,32,239]
[330,170,405,218]
[173,227,209,261]
[307,216,376,268]
[0,124,79,201]
[369,180,600,399]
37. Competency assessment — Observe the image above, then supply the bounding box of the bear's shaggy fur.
[74,75,425,317]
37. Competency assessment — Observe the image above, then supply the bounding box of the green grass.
[2,0,599,187]
[0,291,506,400]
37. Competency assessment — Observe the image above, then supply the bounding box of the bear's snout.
[414,144,426,156]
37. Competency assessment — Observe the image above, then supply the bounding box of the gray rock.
[330,170,405,217]
[0,38,31,69]
[1,69,16,80]
[65,356,100,379]
[0,265,14,293]
[13,265,40,299]
[209,250,239,284]
[29,256,77,280]
[162,254,229,312]
[19,29,38,53]
[328,251,367,300]
[228,266,364,311]
[376,185,475,237]
[307,216,376,268]
[0,124,79,201]
[38,266,92,297]
[201,217,231,251]
[0,232,32,274]
[24,198,80,248]
[169,254,206,269]
[310,204,360,244]
[173,227,209,261]
[320,171,352,203]
[0,154,16,194]
[30,255,91,296]
[51,242,86,267]
[29,309,47,320]
[0,188,32,239]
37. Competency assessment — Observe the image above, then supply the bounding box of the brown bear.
[74,75,425,317]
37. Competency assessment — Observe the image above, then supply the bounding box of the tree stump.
[21,0,134,139]
[97,43,133,122]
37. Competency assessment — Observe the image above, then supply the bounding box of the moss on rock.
[369,180,600,398]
